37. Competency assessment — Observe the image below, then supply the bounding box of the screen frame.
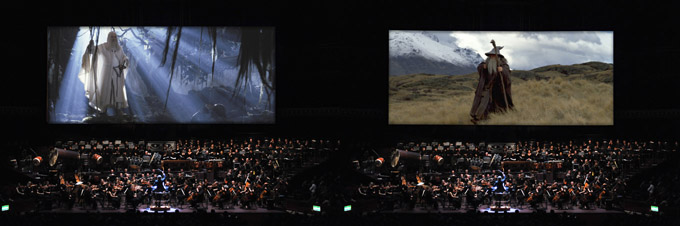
[387,30,615,126]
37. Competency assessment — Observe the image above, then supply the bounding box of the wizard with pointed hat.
[470,40,514,124]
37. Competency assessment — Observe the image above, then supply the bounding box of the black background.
[3,0,680,146]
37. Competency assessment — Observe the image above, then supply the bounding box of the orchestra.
[7,138,676,213]
[11,138,337,211]
[354,139,675,211]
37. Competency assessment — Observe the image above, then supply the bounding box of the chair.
[81,153,90,166]
[482,156,492,168]
[142,155,151,167]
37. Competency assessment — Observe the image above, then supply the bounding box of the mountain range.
[389,31,483,76]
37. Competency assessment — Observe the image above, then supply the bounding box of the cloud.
[449,31,613,70]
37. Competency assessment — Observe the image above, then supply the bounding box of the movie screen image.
[47,27,275,124]
[389,31,613,125]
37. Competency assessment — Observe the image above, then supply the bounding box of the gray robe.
[470,57,513,121]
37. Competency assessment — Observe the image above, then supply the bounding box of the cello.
[229,186,239,205]
[526,191,535,203]
[596,190,606,204]
[213,187,226,205]
[258,188,268,206]
[552,190,562,203]
[187,186,201,204]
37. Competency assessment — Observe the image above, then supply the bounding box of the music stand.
[150,191,170,211]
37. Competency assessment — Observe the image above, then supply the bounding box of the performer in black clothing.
[491,170,508,209]
[151,169,168,208]
[492,170,507,193]
[152,169,167,192]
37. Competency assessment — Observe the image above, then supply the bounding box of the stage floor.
[43,205,284,214]
[389,204,623,214]
[39,203,623,214]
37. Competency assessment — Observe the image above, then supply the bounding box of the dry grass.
[389,65,613,125]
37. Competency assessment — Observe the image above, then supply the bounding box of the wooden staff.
[491,40,509,108]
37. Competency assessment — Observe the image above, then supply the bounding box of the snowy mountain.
[389,31,483,76]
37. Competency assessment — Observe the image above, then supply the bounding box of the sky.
[447,31,613,70]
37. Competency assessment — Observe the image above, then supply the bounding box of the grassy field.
[389,62,613,125]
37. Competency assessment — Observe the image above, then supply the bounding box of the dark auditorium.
[2,1,679,226]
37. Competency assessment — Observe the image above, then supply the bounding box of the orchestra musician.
[187,185,203,208]
[106,185,121,209]
[12,138,672,213]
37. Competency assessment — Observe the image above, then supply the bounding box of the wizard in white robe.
[79,31,129,113]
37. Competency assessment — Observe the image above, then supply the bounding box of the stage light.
[53,27,91,123]
[651,206,659,212]
[1,205,8,211]
[344,205,352,212]
[312,205,321,212]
